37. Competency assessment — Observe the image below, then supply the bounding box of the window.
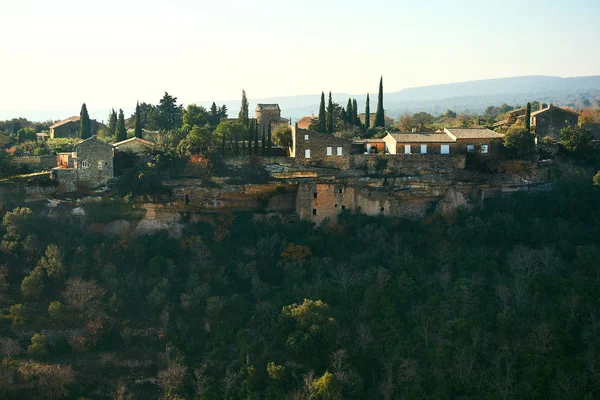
[326,146,332,156]
[341,205,346,210]
[98,160,104,169]
[337,147,343,156]
[404,144,411,154]
[304,134,309,140]
[338,188,342,194]
[440,145,450,155]
[380,207,385,212]
[81,160,88,168]
[467,145,475,152]
[313,192,317,199]
[481,145,489,154]
[312,208,317,216]
[305,149,311,158]
[420,144,427,154]
[334,204,338,208]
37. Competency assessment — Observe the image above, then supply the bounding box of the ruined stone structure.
[531,104,579,141]
[49,116,101,139]
[51,136,114,191]
[255,104,289,136]
[292,126,352,169]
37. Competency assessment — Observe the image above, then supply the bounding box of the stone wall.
[534,108,578,141]
[351,154,466,175]
[14,156,57,170]
[76,138,114,187]
[294,127,352,169]
[51,169,78,192]
[256,109,282,136]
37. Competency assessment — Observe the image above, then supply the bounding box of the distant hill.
[206,75,600,122]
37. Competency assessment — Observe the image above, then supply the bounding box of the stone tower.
[255,104,281,135]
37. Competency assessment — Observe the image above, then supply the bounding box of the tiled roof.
[391,132,454,143]
[444,128,504,139]
[256,104,280,111]
[297,116,315,129]
[531,105,579,117]
[49,116,80,129]
[113,137,156,147]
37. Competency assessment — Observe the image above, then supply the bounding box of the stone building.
[444,128,505,154]
[255,104,289,135]
[531,104,579,141]
[49,116,101,139]
[291,125,352,169]
[382,128,503,155]
[113,137,156,154]
[51,136,114,191]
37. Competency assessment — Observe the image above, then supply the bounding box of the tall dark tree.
[238,90,249,127]
[79,103,91,139]
[108,109,117,136]
[525,102,532,133]
[365,94,370,129]
[326,92,334,134]
[317,92,327,133]
[346,98,353,124]
[375,77,385,127]
[261,127,266,156]
[218,104,228,120]
[134,102,143,138]
[209,102,219,126]
[267,123,272,156]
[116,109,127,142]
[352,99,358,125]
[156,92,183,131]
[254,123,259,156]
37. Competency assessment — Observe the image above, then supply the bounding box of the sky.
[1,0,599,120]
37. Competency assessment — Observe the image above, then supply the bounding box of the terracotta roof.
[256,104,280,111]
[297,116,315,129]
[390,132,454,143]
[531,105,579,117]
[49,116,80,129]
[491,119,509,127]
[444,128,504,139]
[113,137,156,147]
[353,138,385,143]
[75,136,112,148]
[36,132,49,137]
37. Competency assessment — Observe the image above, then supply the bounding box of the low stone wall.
[51,169,78,192]
[351,154,466,175]
[14,156,57,170]
[221,156,292,167]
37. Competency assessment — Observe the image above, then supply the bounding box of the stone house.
[113,137,156,154]
[382,128,503,155]
[291,125,352,169]
[444,128,505,154]
[255,104,289,135]
[51,136,114,191]
[531,104,579,141]
[49,116,101,139]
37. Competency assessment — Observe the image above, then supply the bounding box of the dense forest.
[0,177,599,399]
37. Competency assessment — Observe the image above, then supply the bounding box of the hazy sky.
[1,0,599,118]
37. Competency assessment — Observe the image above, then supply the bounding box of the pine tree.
[238,90,249,126]
[525,102,532,133]
[116,109,127,142]
[267,123,272,156]
[375,76,385,127]
[365,94,370,129]
[209,102,219,126]
[352,99,358,125]
[346,98,353,124]
[134,102,143,138]
[79,103,91,139]
[317,92,326,133]
[326,92,334,134]
[108,109,117,136]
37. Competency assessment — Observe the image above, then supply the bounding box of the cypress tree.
[365,94,370,129]
[134,102,143,138]
[317,92,326,133]
[525,102,532,133]
[346,98,353,124]
[238,90,249,126]
[326,92,334,134]
[267,123,272,156]
[108,109,117,136]
[254,123,259,156]
[79,103,91,139]
[352,99,358,125]
[375,76,385,127]
[115,109,127,142]
[261,127,266,156]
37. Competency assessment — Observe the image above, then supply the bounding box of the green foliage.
[156,92,183,131]
[594,171,600,186]
[115,109,127,142]
[107,109,117,136]
[177,125,212,156]
[27,334,47,355]
[375,76,385,127]
[79,103,91,139]
[134,102,143,138]
[48,301,65,322]
[21,267,44,301]
[326,92,334,134]
[503,125,536,158]
[183,103,209,128]
[559,125,593,154]
[38,244,65,279]
[364,93,370,130]
[272,124,293,150]
[238,90,249,126]
[215,121,248,156]
[317,92,327,133]
[525,102,532,132]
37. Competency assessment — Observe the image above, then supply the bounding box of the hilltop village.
[1,84,599,230]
